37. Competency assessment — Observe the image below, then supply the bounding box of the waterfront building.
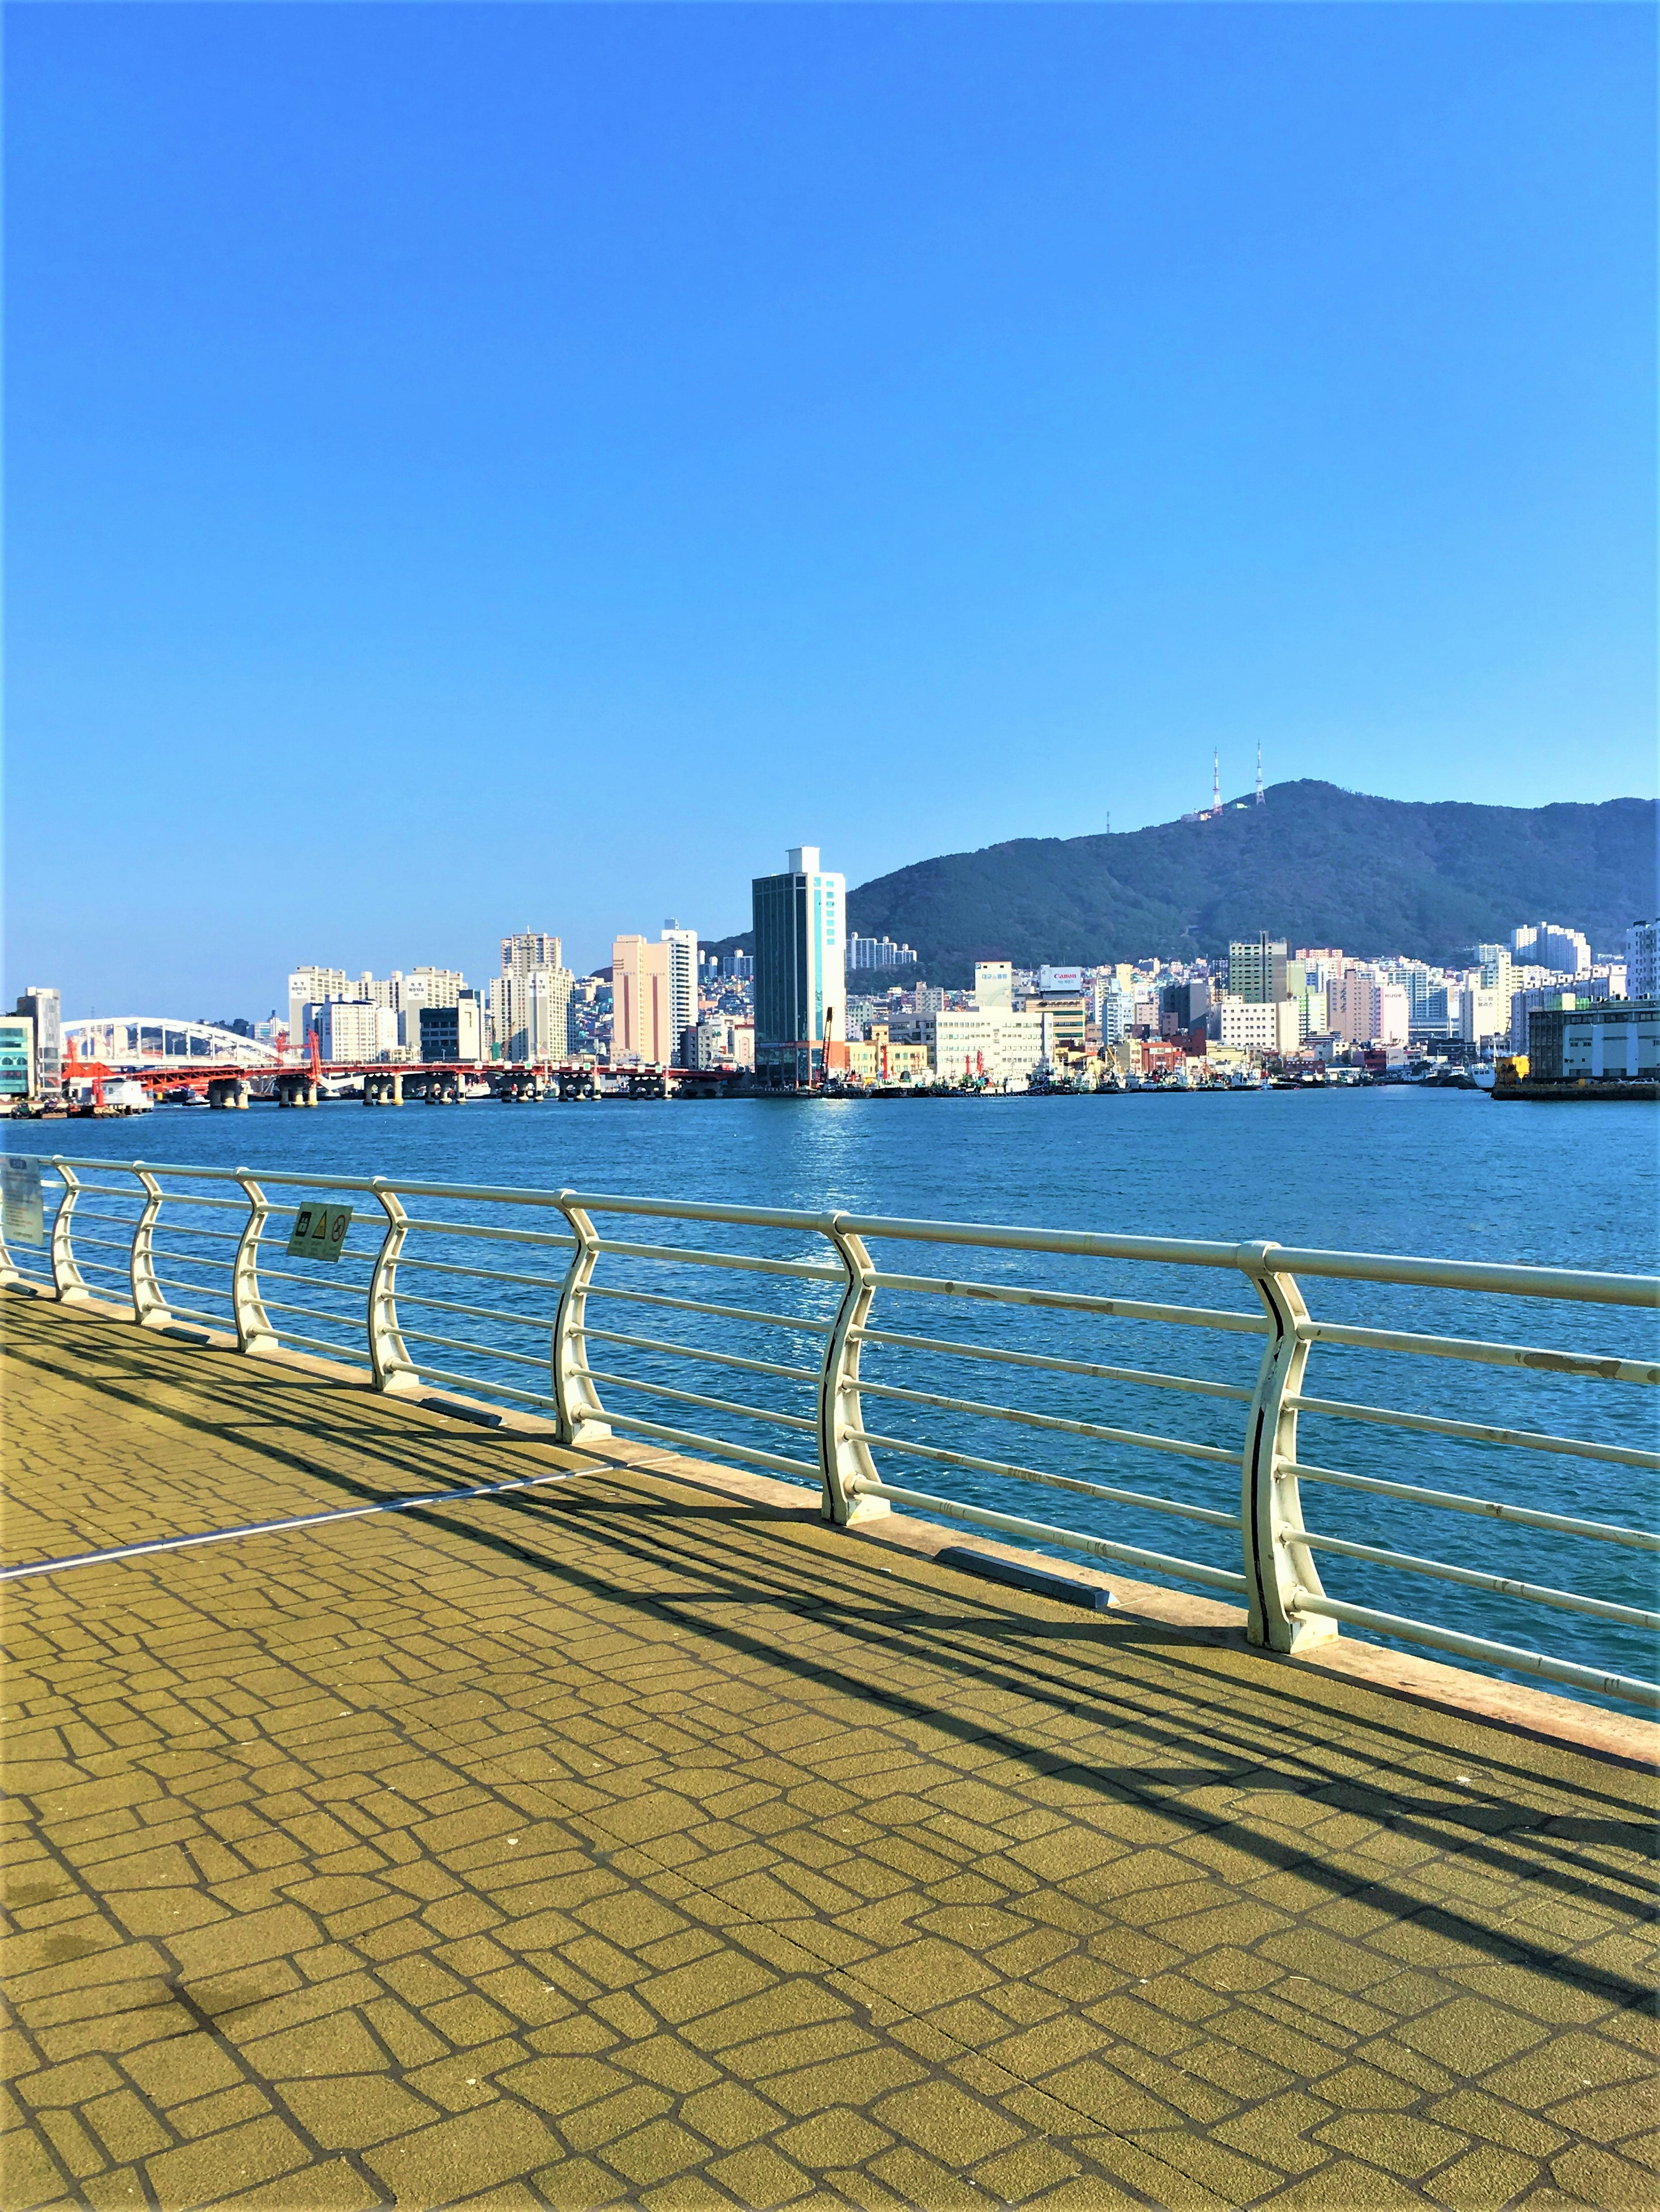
[1228,935,1289,1003]
[391,967,466,1049]
[0,1013,36,1100]
[1219,998,1301,1056]
[490,934,575,1061]
[1627,921,1659,1000]
[921,1008,1047,1086]
[752,845,846,1089]
[1459,985,1507,1046]
[490,966,575,1061]
[1511,986,1581,1048]
[418,992,485,1064]
[1476,945,1514,1020]
[1526,998,1660,1082]
[610,928,696,1067]
[1512,922,1592,976]
[973,961,1013,1011]
[688,1018,756,1071]
[1159,978,1211,1044]
[1374,983,1410,1046]
[689,1020,731,1070]
[1098,981,1133,1045]
[1328,972,1375,1043]
[661,923,699,1065]
[287,966,348,1036]
[1031,993,1089,1053]
[12,988,61,1091]
[300,1000,399,1061]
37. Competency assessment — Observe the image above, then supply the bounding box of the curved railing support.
[552,1194,610,1445]
[231,1172,279,1355]
[50,1161,92,1304]
[368,1180,416,1390]
[1238,1241,1336,1652]
[130,1166,169,1326]
[821,1214,887,1524]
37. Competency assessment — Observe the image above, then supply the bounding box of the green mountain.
[840,782,1657,979]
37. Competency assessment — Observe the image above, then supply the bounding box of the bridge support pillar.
[304,1082,319,1108]
[207,1080,231,1109]
[233,1081,250,1109]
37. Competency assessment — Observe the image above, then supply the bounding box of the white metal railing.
[3,1152,1657,1710]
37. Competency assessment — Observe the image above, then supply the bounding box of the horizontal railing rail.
[3,1151,1656,1712]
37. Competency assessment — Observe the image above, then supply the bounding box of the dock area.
[3,1294,1656,2211]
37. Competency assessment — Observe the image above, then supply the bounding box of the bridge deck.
[2,1297,1656,2212]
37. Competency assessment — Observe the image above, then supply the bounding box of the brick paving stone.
[3,1294,1658,2210]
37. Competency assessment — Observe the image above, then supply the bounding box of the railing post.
[130,1166,170,1326]
[1237,1240,1337,1652]
[367,1181,416,1390]
[231,1172,279,1355]
[552,1194,610,1445]
[50,1161,92,1304]
[820,1214,887,1525]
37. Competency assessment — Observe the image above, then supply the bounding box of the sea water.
[9,1090,1658,1705]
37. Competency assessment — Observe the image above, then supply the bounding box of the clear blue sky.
[7,3,1653,1015]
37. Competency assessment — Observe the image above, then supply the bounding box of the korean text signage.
[1,1157,44,1246]
[286,1204,353,1262]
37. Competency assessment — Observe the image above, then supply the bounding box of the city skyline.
[6,5,1652,1015]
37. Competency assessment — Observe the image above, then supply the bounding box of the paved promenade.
[3,1294,1656,2211]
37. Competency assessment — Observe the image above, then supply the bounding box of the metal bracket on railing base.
[1236,1240,1337,1652]
[552,1195,611,1445]
[368,1181,418,1392]
[50,1160,93,1305]
[821,1215,887,1525]
[231,1172,279,1355]
[130,1166,170,1326]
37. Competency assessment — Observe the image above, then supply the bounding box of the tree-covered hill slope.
[842,782,1657,975]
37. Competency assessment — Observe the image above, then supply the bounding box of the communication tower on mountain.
[1256,743,1264,805]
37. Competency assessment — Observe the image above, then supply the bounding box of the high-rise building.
[752,845,847,1088]
[13,988,61,1091]
[1626,920,1659,1000]
[1227,936,1289,1003]
[609,925,698,1067]
[848,934,918,971]
[488,933,573,1061]
[1510,923,1592,977]
[1475,945,1513,1008]
[661,922,699,1066]
[611,936,669,1065]
[288,966,348,1037]
[489,968,575,1061]
[501,932,563,977]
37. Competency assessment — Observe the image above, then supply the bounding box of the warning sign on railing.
[286,1204,353,1262]
[1,1158,44,1246]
